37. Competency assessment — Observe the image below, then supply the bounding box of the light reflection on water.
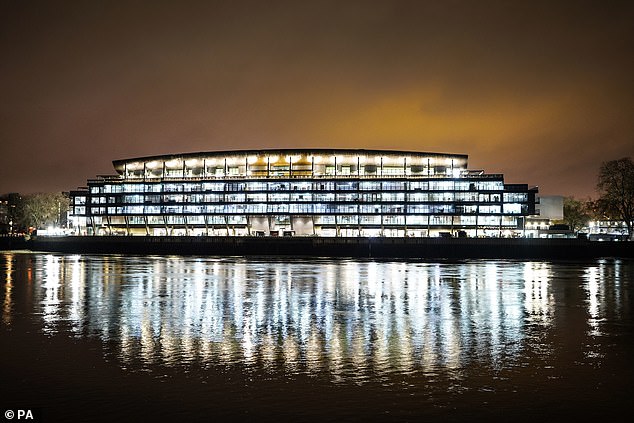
[1,252,632,385]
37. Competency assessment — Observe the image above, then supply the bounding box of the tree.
[597,157,634,239]
[562,197,591,233]
[14,192,69,232]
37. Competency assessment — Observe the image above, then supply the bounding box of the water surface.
[1,252,633,421]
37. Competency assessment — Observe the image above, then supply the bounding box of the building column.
[106,215,113,235]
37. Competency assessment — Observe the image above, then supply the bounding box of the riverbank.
[0,235,629,259]
[0,235,29,250]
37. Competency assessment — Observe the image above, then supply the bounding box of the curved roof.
[113,148,468,173]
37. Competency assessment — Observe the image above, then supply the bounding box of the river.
[1,252,633,421]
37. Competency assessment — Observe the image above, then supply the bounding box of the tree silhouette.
[14,192,69,232]
[597,158,634,239]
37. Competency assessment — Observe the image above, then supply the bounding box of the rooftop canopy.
[112,148,469,176]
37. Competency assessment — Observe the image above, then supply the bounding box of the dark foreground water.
[1,252,633,422]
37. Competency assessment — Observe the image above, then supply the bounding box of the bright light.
[40,226,66,236]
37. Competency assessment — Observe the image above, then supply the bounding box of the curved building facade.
[69,149,537,237]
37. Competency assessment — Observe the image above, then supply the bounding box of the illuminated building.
[68,149,537,237]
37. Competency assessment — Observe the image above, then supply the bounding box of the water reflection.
[582,260,627,344]
[2,254,13,326]
[0,252,631,383]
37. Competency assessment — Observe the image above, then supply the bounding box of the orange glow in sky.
[1,1,632,198]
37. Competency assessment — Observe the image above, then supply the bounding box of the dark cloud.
[1,0,632,196]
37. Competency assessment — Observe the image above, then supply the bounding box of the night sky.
[1,0,632,197]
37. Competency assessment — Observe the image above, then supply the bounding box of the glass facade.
[68,149,537,237]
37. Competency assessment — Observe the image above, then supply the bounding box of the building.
[525,195,572,238]
[68,149,538,237]
[0,193,20,235]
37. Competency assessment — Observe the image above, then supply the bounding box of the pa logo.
[4,410,34,420]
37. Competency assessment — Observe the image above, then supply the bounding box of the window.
[225,194,246,202]
[123,195,143,203]
[290,182,312,190]
[383,215,404,224]
[269,182,289,191]
[203,183,224,192]
[360,215,381,224]
[247,193,267,202]
[313,193,335,202]
[360,181,381,191]
[204,194,223,202]
[406,215,428,225]
[479,216,501,225]
[184,205,205,213]
[503,193,527,202]
[246,182,267,191]
[145,184,162,192]
[428,181,453,191]
[123,206,143,214]
[382,181,406,191]
[164,184,183,192]
[338,215,357,224]
[503,204,522,214]
[407,193,427,202]
[163,206,183,214]
[336,193,358,202]
[457,216,476,225]
[269,193,290,202]
[315,215,335,224]
[164,194,183,203]
[382,166,404,175]
[409,181,428,191]
[290,193,310,202]
[382,192,404,201]
[407,205,430,214]
[477,181,504,191]
[336,181,357,190]
[480,205,501,214]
